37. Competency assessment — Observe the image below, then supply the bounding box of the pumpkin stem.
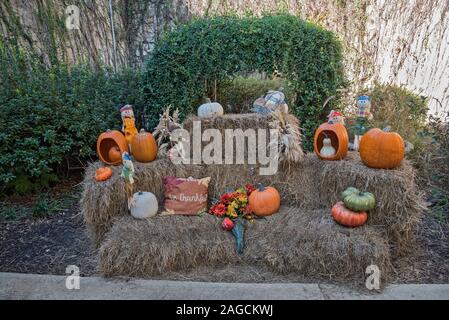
[140,128,145,133]
[258,183,265,192]
[203,97,212,104]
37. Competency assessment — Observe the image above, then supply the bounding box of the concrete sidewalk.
[1,272,448,300]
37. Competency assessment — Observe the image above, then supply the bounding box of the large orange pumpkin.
[313,122,348,160]
[331,201,367,228]
[249,183,281,216]
[359,128,405,169]
[97,130,129,165]
[130,129,158,163]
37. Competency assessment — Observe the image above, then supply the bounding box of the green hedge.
[0,40,145,194]
[143,14,347,149]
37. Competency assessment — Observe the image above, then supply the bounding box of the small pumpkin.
[197,98,224,118]
[314,122,349,160]
[331,201,368,228]
[343,189,376,212]
[95,167,113,181]
[249,183,281,216]
[340,187,359,201]
[359,127,405,169]
[108,146,122,163]
[130,191,158,219]
[130,129,158,163]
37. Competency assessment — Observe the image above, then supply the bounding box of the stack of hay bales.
[81,113,424,282]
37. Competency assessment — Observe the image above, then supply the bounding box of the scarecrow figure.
[120,105,138,149]
[353,95,373,150]
[121,152,135,210]
[327,110,345,125]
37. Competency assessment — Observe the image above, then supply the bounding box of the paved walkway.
[1,272,448,300]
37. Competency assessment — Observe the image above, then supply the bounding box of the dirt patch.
[0,204,97,276]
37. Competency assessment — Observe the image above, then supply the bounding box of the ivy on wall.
[143,14,347,150]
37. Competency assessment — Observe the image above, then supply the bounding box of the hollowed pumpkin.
[313,123,348,160]
[359,128,405,169]
[130,129,158,163]
[97,130,129,165]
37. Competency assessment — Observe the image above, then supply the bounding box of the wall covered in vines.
[1,0,448,112]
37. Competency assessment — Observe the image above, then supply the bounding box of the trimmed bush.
[143,14,347,150]
[0,40,145,194]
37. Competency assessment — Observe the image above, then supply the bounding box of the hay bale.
[81,159,204,246]
[98,206,391,282]
[182,113,303,165]
[82,152,424,253]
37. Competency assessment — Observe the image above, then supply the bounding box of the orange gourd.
[130,129,158,163]
[313,122,348,160]
[97,130,129,165]
[359,128,405,169]
[108,146,122,163]
[95,167,113,181]
[249,183,281,216]
[331,201,367,228]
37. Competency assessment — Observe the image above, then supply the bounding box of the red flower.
[245,183,255,196]
[209,203,226,217]
[222,217,234,231]
[243,204,252,215]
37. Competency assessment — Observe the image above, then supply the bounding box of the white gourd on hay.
[197,98,224,118]
[130,191,158,219]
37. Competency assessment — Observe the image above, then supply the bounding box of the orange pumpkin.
[130,129,158,163]
[331,201,367,227]
[97,130,128,165]
[359,128,404,169]
[313,122,348,160]
[249,183,281,216]
[108,146,122,163]
[95,167,113,181]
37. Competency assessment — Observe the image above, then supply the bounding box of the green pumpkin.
[343,191,376,212]
[340,187,359,201]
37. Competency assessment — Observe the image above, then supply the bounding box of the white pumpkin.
[130,191,158,219]
[197,98,224,118]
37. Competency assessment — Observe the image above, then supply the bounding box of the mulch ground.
[0,201,448,283]
[0,204,97,276]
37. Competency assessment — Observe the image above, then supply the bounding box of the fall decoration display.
[130,129,158,163]
[95,167,113,181]
[97,130,129,165]
[359,127,405,169]
[209,184,255,254]
[120,105,138,149]
[130,191,158,219]
[197,98,224,118]
[331,201,368,228]
[313,122,348,160]
[152,106,182,157]
[342,189,376,212]
[248,183,281,216]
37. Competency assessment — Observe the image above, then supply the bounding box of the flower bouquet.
[209,184,255,254]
